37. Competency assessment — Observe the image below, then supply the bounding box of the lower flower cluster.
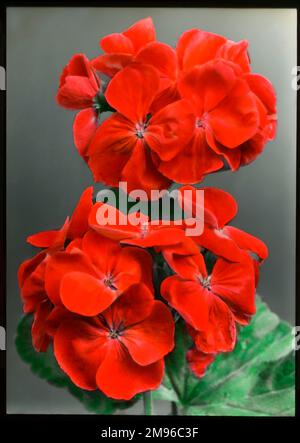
[18,185,267,400]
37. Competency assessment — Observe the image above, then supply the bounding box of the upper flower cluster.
[18,185,267,398]
[57,17,277,196]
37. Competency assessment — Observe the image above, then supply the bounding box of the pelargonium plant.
[17,18,295,416]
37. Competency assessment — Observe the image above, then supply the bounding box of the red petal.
[211,256,256,317]
[245,73,277,114]
[54,317,108,390]
[26,216,69,251]
[58,77,96,109]
[176,29,200,70]
[186,347,216,378]
[210,141,242,171]
[177,29,226,71]
[158,129,223,183]
[20,258,47,313]
[122,301,174,366]
[32,300,53,352]
[145,99,195,161]
[179,61,236,115]
[73,108,98,157]
[150,83,181,115]
[217,40,250,73]
[123,226,186,248]
[68,187,94,240]
[46,306,77,337]
[89,202,140,241]
[103,283,154,329]
[203,188,238,228]
[100,33,134,54]
[96,341,164,400]
[120,139,171,196]
[113,246,153,293]
[66,238,83,252]
[27,230,60,248]
[87,113,137,186]
[178,186,237,229]
[18,251,46,289]
[81,229,119,274]
[162,238,206,280]
[161,276,211,331]
[105,63,160,122]
[223,226,268,261]
[48,217,70,251]
[239,132,266,167]
[192,295,236,353]
[122,17,156,53]
[208,79,259,148]
[59,53,98,87]
[195,226,245,262]
[135,42,177,80]
[60,271,118,316]
[123,247,154,292]
[57,54,99,110]
[45,250,98,305]
[92,54,132,77]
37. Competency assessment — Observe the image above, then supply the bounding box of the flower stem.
[171,401,178,415]
[143,391,153,415]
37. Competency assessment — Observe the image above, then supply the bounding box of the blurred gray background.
[7,7,297,414]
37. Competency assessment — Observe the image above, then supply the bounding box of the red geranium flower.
[93,26,250,113]
[88,201,187,247]
[92,17,156,77]
[56,54,101,158]
[45,230,153,316]
[176,28,249,74]
[179,185,268,266]
[158,236,205,281]
[157,60,259,183]
[87,63,194,195]
[53,282,174,400]
[161,253,256,353]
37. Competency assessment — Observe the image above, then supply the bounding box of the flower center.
[135,122,146,139]
[103,274,117,290]
[199,275,211,290]
[108,321,125,340]
[135,114,151,139]
[109,329,120,339]
[196,112,208,129]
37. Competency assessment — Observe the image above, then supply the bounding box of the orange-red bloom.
[56,18,277,192]
[53,283,174,400]
[161,253,256,354]
[87,63,194,195]
[56,54,100,158]
[45,230,153,316]
[92,17,156,77]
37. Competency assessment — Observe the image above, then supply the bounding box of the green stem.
[143,391,153,415]
[171,401,178,415]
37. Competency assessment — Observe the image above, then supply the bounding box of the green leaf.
[15,314,138,414]
[162,297,295,416]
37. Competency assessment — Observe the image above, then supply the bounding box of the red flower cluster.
[19,185,267,396]
[57,17,277,195]
[18,188,174,400]
[89,185,267,377]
